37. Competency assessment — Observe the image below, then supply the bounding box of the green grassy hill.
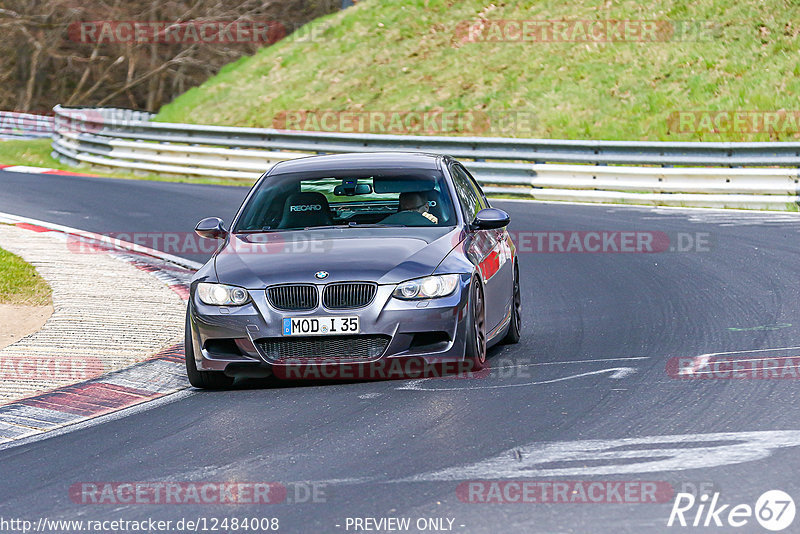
[155,0,800,141]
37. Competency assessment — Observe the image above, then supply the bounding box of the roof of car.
[267,152,445,175]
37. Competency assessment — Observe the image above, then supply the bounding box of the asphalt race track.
[2,168,800,532]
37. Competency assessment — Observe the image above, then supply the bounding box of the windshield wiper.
[299,223,407,230]
[345,222,408,228]
[260,223,409,231]
[302,224,350,230]
[234,227,282,234]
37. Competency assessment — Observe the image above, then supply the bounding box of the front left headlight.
[197,282,250,306]
[393,274,460,300]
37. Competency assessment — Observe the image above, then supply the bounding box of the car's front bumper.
[187,275,473,378]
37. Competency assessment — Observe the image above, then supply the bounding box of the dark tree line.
[0,0,340,112]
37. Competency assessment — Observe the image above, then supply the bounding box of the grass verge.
[0,139,255,187]
[0,245,51,306]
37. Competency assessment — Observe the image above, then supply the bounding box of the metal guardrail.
[49,106,800,210]
[0,111,54,139]
[51,105,800,167]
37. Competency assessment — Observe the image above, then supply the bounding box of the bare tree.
[0,0,341,112]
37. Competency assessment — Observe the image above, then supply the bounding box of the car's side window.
[460,165,489,208]
[450,164,481,223]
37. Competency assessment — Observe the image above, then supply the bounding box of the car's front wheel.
[185,310,234,389]
[465,278,487,370]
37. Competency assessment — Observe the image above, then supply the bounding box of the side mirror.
[195,217,228,239]
[471,208,510,231]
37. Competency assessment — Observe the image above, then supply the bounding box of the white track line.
[490,356,649,369]
[397,367,637,391]
[0,211,202,270]
[696,346,800,357]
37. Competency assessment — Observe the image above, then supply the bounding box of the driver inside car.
[381,191,439,226]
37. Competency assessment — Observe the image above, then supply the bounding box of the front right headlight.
[393,274,460,300]
[197,282,250,306]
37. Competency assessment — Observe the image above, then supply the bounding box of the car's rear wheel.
[501,262,521,345]
[465,278,487,370]
[185,310,235,389]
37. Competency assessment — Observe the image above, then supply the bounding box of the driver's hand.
[422,212,438,224]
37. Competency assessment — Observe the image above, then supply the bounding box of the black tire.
[465,278,487,371]
[185,310,235,389]
[501,262,521,345]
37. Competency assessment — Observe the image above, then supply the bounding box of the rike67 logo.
[668,490,795,531]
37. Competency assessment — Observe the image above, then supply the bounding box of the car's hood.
[214,227,463,288]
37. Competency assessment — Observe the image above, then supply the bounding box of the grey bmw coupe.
[186,152,521,388]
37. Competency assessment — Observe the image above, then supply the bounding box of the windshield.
[234,168,457,232]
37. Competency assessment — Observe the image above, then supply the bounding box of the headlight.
[393,274,460,300]
[197,283,250,306]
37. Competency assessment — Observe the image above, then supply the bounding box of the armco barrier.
[0,111,54,139]
[49,106,800,210]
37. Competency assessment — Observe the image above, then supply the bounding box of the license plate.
[282,316,360,336]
